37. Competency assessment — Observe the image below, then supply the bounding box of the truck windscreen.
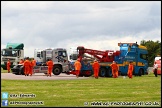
[2,49,18,57]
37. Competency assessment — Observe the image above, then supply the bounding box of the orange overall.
[7,60,11,73]
[29,61,34,76]
[127,64,134,78]
[29,59,36,76]
[46,60,54,76]
[32,59,36,66]
[110,63,118,78]
[74,60,81,77]
[92,61,100,78]
[24,59,30,76]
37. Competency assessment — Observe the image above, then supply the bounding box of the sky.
[1,1,161,57]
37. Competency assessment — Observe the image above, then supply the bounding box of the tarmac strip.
[1,73,90,80]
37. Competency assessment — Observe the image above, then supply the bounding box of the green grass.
[1,68,8,73]
[1,72,161,107]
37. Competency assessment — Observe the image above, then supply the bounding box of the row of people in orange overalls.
[7,57,133,78]
[74,58,134,79]
[19,57,53,77]
[20,57,36,76]
[74,58,100,79]
[6,58,36,76]
[110,61,134,79]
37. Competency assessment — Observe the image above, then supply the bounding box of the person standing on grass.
[127,61,134,79]
[46,58,54,77]
[153,62,158,77]
[92,59,100,79]
[74,58,81,78]
[7,59,11,73]
[110,61,118,78]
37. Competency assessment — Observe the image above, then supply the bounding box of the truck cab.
[32,48,70,75]
[34,49,44,66]
[116,43,148,76]
[1,43,24,70]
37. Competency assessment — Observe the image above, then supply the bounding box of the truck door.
[57,50,68,64]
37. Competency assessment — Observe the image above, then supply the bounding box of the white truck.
[12,48,70,75]
[34,49,44,66]
[1,43,24,70]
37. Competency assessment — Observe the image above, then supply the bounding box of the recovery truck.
[69,42,149,77]
[1,43,24,70]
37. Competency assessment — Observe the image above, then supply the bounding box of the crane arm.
[77,46,120,62]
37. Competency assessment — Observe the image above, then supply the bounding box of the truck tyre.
[105,67,112,77]
[99,67,106,77]
[53,66,62,75]
[138,68,143,76]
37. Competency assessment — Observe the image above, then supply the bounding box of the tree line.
[140,40,161,66]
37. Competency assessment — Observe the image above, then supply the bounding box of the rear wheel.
[105,67,112,77]
[99,67,106,77]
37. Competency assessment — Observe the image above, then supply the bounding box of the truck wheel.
[105,67,112,77]
[99,67,106,77]
[53,66,62,75]
[138,68,143,76]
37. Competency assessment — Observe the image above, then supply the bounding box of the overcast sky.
[1,1,161,57]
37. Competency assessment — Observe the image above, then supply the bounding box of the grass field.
[1,75,161,107]
[1,69,161,107]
